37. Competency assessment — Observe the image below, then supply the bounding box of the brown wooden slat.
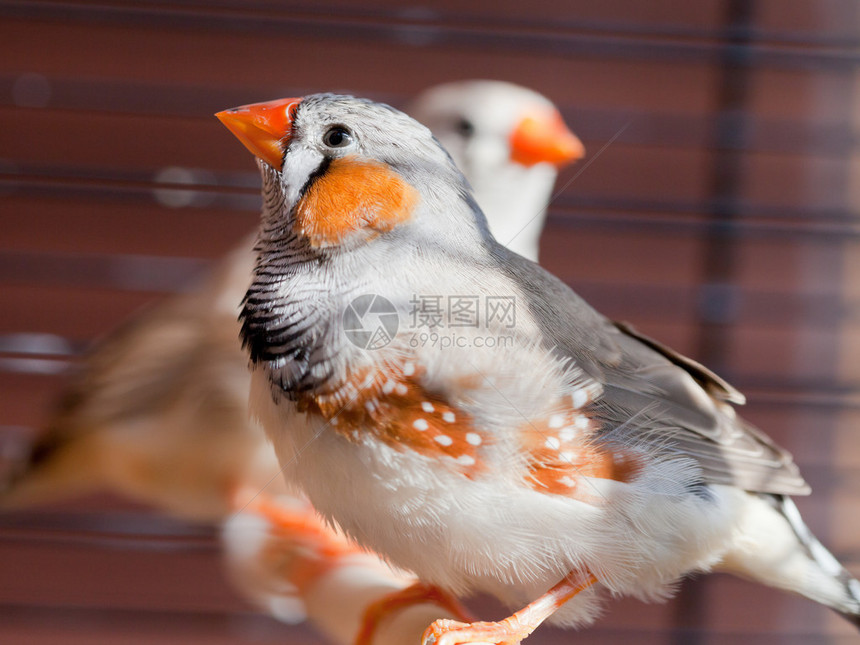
[0,18,720,110]
[2,195,257,257]
[0,285,159,338]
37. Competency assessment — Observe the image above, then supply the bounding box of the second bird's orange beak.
[216,97,302,170]
[509,109,584,168]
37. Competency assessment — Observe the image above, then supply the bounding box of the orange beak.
[509,109,584,168]
[216,97,302,170]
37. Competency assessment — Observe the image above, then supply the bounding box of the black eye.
[323,126,352,148]
[455,118,475,138]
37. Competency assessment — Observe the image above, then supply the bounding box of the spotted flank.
[297,362,486,475]
[521,403,641,501]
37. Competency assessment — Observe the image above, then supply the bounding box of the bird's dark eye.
[455,119,475,138]
[323,126,352,148]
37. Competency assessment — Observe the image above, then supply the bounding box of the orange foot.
[355,582,475,645]
[422,572,597,645]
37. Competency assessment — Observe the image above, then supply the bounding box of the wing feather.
[496,250,810,496]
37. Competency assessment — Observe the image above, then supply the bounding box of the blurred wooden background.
[2,0,860,643]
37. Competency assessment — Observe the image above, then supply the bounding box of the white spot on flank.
[383,380,396,394]
[365,400,375,413]
[434,435,453,446]
[403,362,416,376]
[558,476,577,488]
[421,401,434,413]
[548,414,565,429]
[457,455,476,466]
[560,451,577,463]
[571,389,589,409]
[545,437,561,450]
[413,418,429,431]
[574,416,590,430]
[465,432,482,446]
[559,427,578,442]
[330,417,339,426]
[442,411,456,423]
[395,383,408,395]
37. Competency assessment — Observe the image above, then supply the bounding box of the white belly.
[251,368,745,626]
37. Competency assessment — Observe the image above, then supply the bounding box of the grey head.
[259,93,494,256]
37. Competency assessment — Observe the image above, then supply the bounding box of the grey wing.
[612,320,745,405]
[498,250,810,496]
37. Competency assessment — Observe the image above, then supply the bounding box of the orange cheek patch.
[521,408,641,502]
[298,363,485,476]
[294,156,419,247]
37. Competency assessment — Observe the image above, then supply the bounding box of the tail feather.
[720,492,860,629]
[1,387,102,508]
[776,495,860,627]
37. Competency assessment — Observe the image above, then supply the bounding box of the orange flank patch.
[294,156,419,247]
[521,407,641,501]
[297,362,485,475]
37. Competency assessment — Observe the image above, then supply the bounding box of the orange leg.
[422,572,597,645]
[355,582,475,645]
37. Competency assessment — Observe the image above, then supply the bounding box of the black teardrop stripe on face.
[298,156,332,200]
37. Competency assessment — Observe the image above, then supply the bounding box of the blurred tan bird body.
[3,238,270,518]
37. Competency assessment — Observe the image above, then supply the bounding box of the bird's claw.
[421,618,524,645]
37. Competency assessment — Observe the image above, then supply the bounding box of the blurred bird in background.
[0,80,583,641]
[410,80,583,261]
